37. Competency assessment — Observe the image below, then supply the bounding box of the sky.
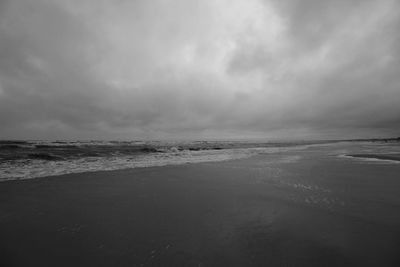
[0,0,399,140]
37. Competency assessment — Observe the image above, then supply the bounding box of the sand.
[1,145,400,266]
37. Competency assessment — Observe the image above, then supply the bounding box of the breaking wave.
[0,140,325,181]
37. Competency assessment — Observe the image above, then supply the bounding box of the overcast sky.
[0,0,399,140]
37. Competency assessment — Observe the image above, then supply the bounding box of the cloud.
[0,0,399,140]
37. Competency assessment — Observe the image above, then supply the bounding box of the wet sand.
[347,153,400,162]
[1,145,400,266]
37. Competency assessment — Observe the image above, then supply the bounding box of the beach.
[1,143,400,266]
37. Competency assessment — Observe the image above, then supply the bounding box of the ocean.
[0,140,399,181]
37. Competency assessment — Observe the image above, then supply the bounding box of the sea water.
[1,140,399,181]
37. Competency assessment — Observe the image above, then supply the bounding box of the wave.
[0,143,317,181]
[0,148,244,181]
[0,140,331,181]
[0,140,29,145]
[28,153,64,161]
[0,144,23,149]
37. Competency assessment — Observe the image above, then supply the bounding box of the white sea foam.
[338,154,400,164]
[0,142,337,181]
[0,148,250,181]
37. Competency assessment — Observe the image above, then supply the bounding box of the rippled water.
[0,140,324,181]
[1,140,399,181]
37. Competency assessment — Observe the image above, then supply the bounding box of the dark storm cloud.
[0,0,399,140]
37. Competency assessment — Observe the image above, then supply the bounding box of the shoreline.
[346,153,400,162]
[0,142,328,182]
[3,140,397,182]
[0,153,255,183]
